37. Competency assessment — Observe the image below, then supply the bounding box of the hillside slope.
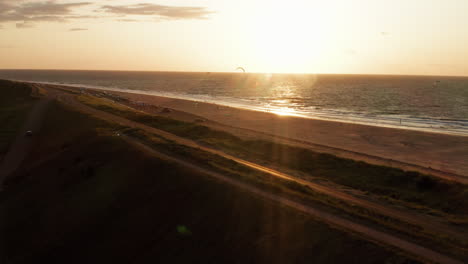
[0,86,415,263]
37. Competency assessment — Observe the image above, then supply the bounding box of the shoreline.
[26,80,468,179]
[9,79,468,137]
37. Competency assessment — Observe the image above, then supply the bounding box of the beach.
[72,86,468,180]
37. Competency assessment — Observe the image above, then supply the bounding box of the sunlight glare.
[248,1,335,73]
[270,107,303,117]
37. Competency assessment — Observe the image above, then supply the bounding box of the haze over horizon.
[1,0,468,76]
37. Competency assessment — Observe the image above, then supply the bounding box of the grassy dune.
[122,127,468,259]
[78,94,468,217]
[0,96,415,263]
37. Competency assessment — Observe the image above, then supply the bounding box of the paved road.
[0,97,51,189]
[45,86,465,264]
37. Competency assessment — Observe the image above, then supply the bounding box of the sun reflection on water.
[269,107,304,117]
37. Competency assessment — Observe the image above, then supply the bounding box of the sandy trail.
[0,94,51,188]
[43,86,465,264]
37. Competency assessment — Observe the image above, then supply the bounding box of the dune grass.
[78,94,468,217]
[122,127,468,258]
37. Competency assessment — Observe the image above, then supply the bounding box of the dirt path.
[0,97,51,189]
[45,87,464,264]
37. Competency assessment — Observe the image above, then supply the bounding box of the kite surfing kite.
[236,67,246,73]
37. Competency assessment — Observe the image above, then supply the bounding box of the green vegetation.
[78,94,468,217]
[0,80,36,156]
[0,99,415,264]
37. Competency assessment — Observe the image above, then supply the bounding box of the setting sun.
[246,1,332,73]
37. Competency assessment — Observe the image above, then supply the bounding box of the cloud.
[16,21,34,28]
[0,1,92,27]
[99,3,215,21]
[15,1,91,16]
[116,18,139,22]
[69,27,87,31]
[0,1,215,28]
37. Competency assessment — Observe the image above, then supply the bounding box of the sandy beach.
[67,87,468,180]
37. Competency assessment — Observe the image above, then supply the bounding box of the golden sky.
[1,0,467,76]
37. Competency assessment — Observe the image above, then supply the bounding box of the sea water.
[1,70,467,136]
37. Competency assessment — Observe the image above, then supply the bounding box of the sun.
[247,1,333,73]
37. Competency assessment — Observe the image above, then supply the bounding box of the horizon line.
[0,68,467,78]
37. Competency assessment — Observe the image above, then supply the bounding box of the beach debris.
[236,67,246,73]
[161,107,172,113]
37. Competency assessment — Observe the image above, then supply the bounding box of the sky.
[1,0,468,76]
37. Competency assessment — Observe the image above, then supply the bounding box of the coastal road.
[0,94,51,189]
[44,86,465,264]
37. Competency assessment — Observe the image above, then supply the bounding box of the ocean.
[1,70,467,136]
